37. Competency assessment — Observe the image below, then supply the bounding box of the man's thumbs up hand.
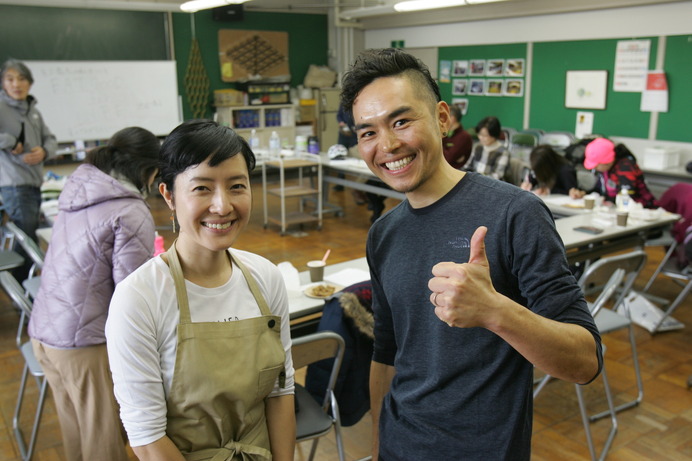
[428,226,499,328]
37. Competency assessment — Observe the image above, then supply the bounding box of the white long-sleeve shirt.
[105,249,295,447]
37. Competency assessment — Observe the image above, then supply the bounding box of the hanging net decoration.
[185,37,210,119]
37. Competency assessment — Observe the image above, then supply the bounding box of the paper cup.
[307,260,326,283]
[584,197,595,209]
[616,211,629,227]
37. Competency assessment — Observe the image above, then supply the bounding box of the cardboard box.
[298,105,316,122]
[214,89,245,107]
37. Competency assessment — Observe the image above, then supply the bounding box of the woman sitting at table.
[571,137,657,208]
[463,115,510,181]
[520,144,579,196]
[106,119,295,461]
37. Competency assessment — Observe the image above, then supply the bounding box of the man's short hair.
[341,48,441,118]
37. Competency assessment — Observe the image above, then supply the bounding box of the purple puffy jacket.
[28,163,154,348]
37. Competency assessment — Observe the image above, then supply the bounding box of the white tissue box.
[642,147,679,170]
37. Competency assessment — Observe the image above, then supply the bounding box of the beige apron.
[164,242,286,461]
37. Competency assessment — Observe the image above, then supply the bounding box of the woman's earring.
[170,211,177,234]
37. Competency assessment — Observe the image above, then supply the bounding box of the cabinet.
[262,155,322,236]
[216,104,296,148]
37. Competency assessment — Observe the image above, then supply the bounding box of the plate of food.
[303,283,343,299]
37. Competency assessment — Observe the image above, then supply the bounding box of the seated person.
[442,105,473,169]
[657,183,692,267]
[521,145,578,196]
[463,116,510,180]
[570,138,657,208]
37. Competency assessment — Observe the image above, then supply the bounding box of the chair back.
[540,131,576,151]
[293,331,345,408]
[578,250,647,312]
[5,222,45,271]
[0,271,34,348]
[503,157,531,186]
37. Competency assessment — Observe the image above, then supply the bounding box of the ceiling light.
[180,0,250,13]
[394,0,506,13]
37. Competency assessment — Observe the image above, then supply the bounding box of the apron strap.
[166,240,192,324]
[165,241,273,323]
[229,253,272,318]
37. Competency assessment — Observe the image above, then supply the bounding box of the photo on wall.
[452,60,469,76]
[505,59,525,77]
[504,79,524,96]
[452,79,468,95]
[486,79,504,96]
[452,98,469,116]
[486,59,505,76]
[470,60,486,76]
[469,79,485,95]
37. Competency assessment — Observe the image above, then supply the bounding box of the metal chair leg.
[576,365,618,461]
[13,363,48,461]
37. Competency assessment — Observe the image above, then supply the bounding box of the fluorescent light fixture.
[180,0,250,13]
[394,0,506,13]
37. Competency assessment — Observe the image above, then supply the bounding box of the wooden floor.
[0,179,690,460]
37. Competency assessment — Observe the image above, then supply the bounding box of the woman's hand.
[569,188,585,199]
[534,187,550,196]
[520,181,532,191]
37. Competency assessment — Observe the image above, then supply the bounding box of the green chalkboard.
[530,37,658,139]
[438,43,527,132]
[172,11,329,119]
[0,5,167,61]
[657,35,692,142]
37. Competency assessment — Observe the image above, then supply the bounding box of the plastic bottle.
[269,131,281,156]
[616,186,631,211]
[154,232,165,256]
[249,129,260,151]
[307,136,320,154]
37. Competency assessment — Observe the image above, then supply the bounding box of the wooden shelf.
[268,185,318,197]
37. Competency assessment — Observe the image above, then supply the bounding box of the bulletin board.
[438,42,527,131]
[656,35,692,142]
[530,37,658,139]
[218,29,290,82]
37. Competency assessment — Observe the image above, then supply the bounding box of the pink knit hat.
[583,138,615,169]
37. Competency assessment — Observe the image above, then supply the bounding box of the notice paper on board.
[640,70,669,112]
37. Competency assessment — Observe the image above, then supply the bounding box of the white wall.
[364,2,692,48]
[362,2,692,170]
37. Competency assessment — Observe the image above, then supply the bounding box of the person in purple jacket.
[28,126,160,461]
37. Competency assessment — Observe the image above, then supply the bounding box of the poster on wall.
[439,60,451,83]
[452,60,469,76]
[565,70,608,110]
[505,79,524,96]
[640,70,668,112]
[486,79,504,96]
[505,59,525,77]
[469,79,485,95]
[486,59,504,76]
[470,60,486,76]
[218,29,289,82]
[575,111,594,139]
[613,39,650,92]
[452,79,468,95]
[452,98,469,116]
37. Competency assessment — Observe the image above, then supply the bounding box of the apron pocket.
[257,364,283,400]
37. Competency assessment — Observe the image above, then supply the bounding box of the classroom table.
[556,209,680,264]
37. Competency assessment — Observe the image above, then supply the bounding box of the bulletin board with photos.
[438,42,527,129]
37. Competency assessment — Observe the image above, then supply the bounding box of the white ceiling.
[0,0,687,26]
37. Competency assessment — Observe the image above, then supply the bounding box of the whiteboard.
[25,61,181,142]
